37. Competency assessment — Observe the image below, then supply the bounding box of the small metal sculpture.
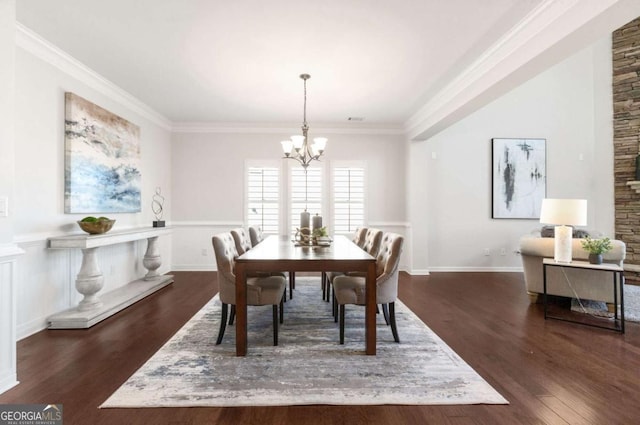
[152,187,165,227]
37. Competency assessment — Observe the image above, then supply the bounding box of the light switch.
[0,197,8,217]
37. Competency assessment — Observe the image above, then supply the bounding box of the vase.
[588,253,603,265]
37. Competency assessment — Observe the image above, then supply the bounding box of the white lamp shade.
[281,140,293,155]
[539,199,587,226]
[313,137,327,152]
[290,135,305,150]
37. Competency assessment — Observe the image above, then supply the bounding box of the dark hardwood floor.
[1,271,639,425]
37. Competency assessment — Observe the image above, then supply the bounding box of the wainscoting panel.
[171,222,242,271]
[0,246,24,395]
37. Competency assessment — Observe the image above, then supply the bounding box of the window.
[290,166,322,235]
[247,166,279,234]
[333,167,365,234]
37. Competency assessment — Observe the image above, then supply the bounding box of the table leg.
[76,247,104,311]
[143,236,161,280]
[619,271,625,334]
[235,264,247,356]
[365,261,376,355]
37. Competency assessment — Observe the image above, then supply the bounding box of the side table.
[543,258,624,333]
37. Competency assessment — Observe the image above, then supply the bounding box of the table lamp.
[539,198,587,263]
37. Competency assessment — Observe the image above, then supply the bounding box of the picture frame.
[64,93,141,213]
[491,138,546,219]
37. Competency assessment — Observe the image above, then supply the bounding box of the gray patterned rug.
[101,278,508,407]
[570,284,640,322]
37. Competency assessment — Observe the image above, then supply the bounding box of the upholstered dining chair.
[243,226,294,300]
[212,232,286,346]
[327,228,383,318]
[333,232,404,344]
[248,226,264,248]
[231,227,253,255]
[322,227,369,301]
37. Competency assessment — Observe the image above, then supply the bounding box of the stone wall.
[613,17,640,281]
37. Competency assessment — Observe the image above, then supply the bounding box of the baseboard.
[170,264,216,271]
[428,267,524,273]
[17,317,48,341]
[0,375,19,396]
[407,269,431,276]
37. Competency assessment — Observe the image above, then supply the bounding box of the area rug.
[101,278,508,407]
[570,284,640,322]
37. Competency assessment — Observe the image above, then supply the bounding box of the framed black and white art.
[491,138,546,219]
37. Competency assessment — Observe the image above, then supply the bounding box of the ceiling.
[16,0,547,127]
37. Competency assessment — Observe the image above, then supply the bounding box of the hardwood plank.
[0,271,639,425]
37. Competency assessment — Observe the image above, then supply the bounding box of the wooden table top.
[237,235,375,263]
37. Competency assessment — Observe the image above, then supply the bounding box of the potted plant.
[580,236,613,264]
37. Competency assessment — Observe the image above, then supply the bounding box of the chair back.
[375,232,404,304]
[231,228,252,255]
[212,232,239,304]
[362,228,383,257]
[248,226,264,247]
[353,227,368,248]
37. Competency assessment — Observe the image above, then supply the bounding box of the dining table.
[234,234,377,356]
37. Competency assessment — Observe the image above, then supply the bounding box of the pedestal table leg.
[143,236,162,280]
[76,247,104,311]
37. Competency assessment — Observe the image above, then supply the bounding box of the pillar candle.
[312,214,322,232]
[300,211,310,236]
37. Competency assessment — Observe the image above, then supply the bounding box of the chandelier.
[281,74,327,169]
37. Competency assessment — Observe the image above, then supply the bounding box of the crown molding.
[172,121,405,135]
[15,23,172,131]
[404,0,623,141]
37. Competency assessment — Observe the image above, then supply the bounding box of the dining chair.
[231,227,253,255]
[332,232,404,344]
[212,232,286,346]
[248,226,264,247]
[243,226,294,300]
[327,228,383,319]
[322,227,368,301]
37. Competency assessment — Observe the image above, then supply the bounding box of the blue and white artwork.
[64,93,141,213]
[492,138,545,219]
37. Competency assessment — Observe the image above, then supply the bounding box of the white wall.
[0,0,16,244]
[170,131,409,270]
[12,37,173,338]
[409,35,615,272]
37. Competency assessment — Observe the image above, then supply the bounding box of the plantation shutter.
[247,167,279,234]
[333,167,365,234]
[290,166,322,235]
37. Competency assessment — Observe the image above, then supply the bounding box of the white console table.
[47,227,173,329]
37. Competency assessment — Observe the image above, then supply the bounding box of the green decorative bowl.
[77,219,115,234]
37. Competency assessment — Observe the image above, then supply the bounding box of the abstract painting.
[64,93,141,213]
[492,138,545,219]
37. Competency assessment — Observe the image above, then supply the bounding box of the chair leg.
[280,294,284,324]
[229,304,236,325]
[327,279,331,303]
[273,305,279,346]
[216,303,228,345]
[389,302,400,343]
[381,303,390,326]
[289,271,295,299]
[339,304,345,345]
[322,272,327,300]
[333,293,338,322]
